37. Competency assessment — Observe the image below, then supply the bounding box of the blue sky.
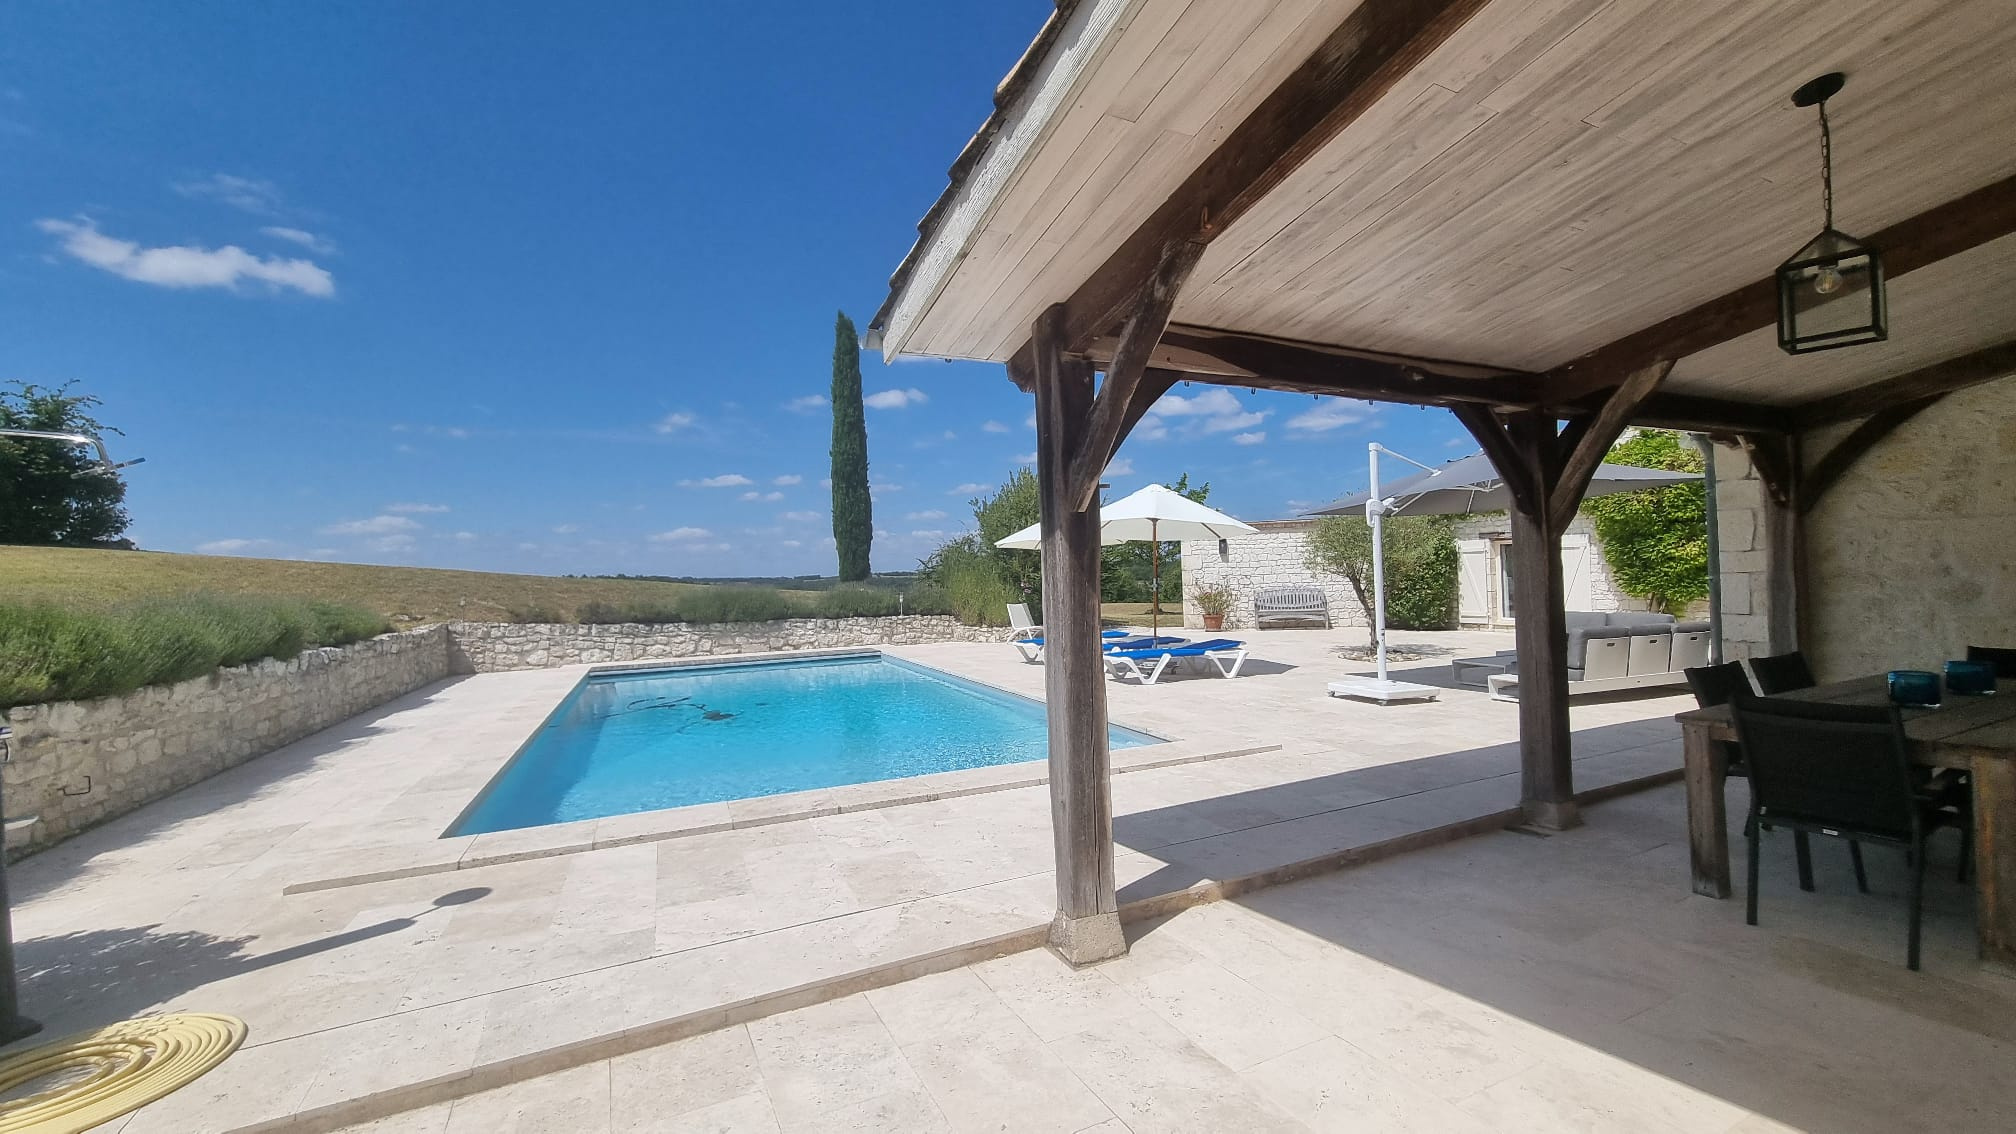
[2,1,1477,577]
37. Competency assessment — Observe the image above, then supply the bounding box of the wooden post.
[1505,482,1578,830]
[1743,434,1803,655]
[1030,304,1124,965]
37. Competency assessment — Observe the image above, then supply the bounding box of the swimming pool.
[448,653,1161,835]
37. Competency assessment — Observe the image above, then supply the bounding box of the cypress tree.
[829,311,873,580]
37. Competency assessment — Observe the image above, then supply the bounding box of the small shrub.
[902,584,953,617]
[506,605,565,624]
[576,599,683,625]
[811,586,899,619]
[674,587,794,625]
[0,594,389,709]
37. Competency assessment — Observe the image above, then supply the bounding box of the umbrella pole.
[1368,443,1390,682]
[1150,518,1160,637]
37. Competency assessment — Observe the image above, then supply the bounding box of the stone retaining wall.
[446,615,1005,672]
[2,626,453,854]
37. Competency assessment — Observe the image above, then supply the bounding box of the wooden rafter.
[1544,174,2016,405]
[1066,241,1206,511]
[1008,0,1494,375]
[1548,362,1674,525]
[1800,395,1947,515]
[1119,325,1539,406]
[1795,340,2016,426]
[1449,404,1539,517]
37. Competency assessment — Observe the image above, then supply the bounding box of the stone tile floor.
[338,784,2009,1134]
[5,629,1705,1129]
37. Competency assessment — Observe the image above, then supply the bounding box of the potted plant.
[1191,583,1236,632]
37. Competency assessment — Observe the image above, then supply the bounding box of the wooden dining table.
[1676,674,2016,968]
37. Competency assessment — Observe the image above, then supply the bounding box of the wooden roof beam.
[1007,0,1495,375]
[1544,174,2016,406]
[1793,339,2016,426]
[1102,324,1542,408]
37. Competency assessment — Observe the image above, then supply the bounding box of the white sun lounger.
[1103,639,1248,686]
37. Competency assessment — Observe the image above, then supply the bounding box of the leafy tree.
[1305,514,1458,646]
[1580,429,1708,613]
[972,468,1042,604]
[828,312,872,580]
[0,382,131,546]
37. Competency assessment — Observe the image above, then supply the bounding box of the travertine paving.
[338,784,2008,1134]
[6,629,1693,1130]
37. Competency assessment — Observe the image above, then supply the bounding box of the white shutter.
[1457,539,1489,622]
[1560,533,1594,612]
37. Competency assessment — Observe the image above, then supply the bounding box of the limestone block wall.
[1178,521,1370,631]
[446,615,1007,672]
[1799,377,2016,678]
[1449,512,1648,621]
[2,626,453,854]
[1707,442,1774,662]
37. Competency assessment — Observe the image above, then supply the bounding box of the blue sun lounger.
[1103,638,1249,686]
[1013,628,1145,664]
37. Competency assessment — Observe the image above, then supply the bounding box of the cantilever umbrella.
[996,483,1258,636]
[1308,451,1701,518]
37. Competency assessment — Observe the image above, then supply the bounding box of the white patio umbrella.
[996,483,1258,635]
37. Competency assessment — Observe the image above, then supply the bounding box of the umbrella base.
[1326,676,1441,704]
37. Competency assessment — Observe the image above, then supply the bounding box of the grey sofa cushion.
[1607,611,1678,629]
[1564,624,1633,670]
[1563,612,1609,632]
[1670,620,1711,634]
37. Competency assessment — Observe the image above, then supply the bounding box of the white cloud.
[1143,388,1269,436]
[950,483,989,495]
[910,529,952,541]
[649,526,714,542]
[781,539,803,548]
[552,524,580,534]
[1233,431,1267,446]
[1285,400,1377,433]
[905,509,948,521]
[174,173,285,214]
[195,538,270,555]
[37,218,334,297]
[863,387,927,410]
[678,473,753,488]
[385,501,449,514]
[654,411,696,434]
[1105,458,1134,476]
[320,514,421,536]
[980,420,1010,434]
[739,490,784,502]
[260,226,335,254]
[772,474,802,486]
[780,510,820,522]
[1011,452,1037,465]
[449,530,478,541]
[870,482,903,498]
[367,534,416,552]
[785,394,828,414]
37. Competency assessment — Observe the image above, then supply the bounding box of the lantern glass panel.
[1777,229,1886,353]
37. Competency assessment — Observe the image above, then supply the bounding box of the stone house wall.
[446,615,1007,672]
[1714,376,2016,677]
[2,626,454,854]
[1178,521,1370,632]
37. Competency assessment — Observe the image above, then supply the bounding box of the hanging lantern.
[1776,72,1886,354]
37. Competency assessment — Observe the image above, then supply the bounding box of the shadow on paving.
[1128,779,2003,1134]
[5,887,491,1047]
[1113,717,1676,902]
[4,677,472,904]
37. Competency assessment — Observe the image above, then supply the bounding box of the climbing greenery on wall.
[1580,429,1709,613]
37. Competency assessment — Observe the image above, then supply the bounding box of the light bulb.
[1813,264,1844,295]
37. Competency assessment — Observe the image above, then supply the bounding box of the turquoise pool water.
[448,654,1160,835]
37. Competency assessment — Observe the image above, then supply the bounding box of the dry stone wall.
[445,615,1006,672]
[2,626,453,854]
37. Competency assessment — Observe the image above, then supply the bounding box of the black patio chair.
[1965,645,2016,680]
[1731,691,1971,971]
[1748,651,1817,694]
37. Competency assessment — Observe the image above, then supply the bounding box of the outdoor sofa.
[1455,611,1710,701]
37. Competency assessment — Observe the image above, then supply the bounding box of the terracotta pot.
[1202,614,1225,631]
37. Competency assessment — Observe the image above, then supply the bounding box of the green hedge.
[524,585,957,627]
[0,595,391,709]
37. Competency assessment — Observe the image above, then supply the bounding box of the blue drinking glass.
[1945,659,1997,696]
[1887,670,1942,708]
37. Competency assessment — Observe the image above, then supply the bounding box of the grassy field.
[0,546,813,626]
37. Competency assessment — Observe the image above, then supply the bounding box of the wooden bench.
[1253,585,1330,629]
